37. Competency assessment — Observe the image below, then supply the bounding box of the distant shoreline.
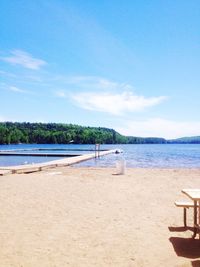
[1,122,200,145]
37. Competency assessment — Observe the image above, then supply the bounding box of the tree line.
[0,122,126,144]
[0,122,168,145]
[2,122,199,145]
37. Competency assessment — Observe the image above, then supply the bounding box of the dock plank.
[0,170,12,176]
[0,149,116,175]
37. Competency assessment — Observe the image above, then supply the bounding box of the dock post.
[95,144,100,158]
[95,144,97,158]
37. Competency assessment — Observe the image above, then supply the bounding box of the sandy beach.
[0,167,200,267]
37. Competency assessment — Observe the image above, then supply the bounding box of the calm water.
[0,144,95,167]
[0,144,200,168]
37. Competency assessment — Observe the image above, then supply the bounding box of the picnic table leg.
[199,200,200,239]
[183,207,187,227]
[192,200,197,239]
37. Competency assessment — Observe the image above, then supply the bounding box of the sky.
[0,0,200,139]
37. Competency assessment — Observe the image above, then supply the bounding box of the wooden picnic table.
[182,188,200,238]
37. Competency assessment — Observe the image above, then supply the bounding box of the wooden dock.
[0,152,81,157]
[0,149,116,175]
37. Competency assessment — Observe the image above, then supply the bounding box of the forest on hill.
[0,122,199,145]
[168,136,200,144]
[0,122,166,145]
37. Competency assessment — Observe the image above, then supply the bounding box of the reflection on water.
[76,144,200,168]
[0,155,62,167]
[0,144,200,168]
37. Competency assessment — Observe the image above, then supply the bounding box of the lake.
[0,143,200,168]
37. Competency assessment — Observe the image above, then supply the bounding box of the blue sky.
[0,0,200,138]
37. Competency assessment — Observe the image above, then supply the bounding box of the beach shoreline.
[0,167,200,266]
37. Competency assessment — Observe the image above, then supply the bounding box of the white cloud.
[71,91,166,115]
[8,86,29,94]
[1,50,46,70]
[54,76,166,115]
[116,118,200,139]
[52,75,133,91]
[69,76,123,89]
[0,70,18,78]
[55,90,67,98]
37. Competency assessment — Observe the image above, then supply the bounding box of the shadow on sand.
[169,237,200,259]
[191,260,200,267]
[168,226,194,232]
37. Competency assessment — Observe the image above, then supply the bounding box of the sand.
[0,167,200,267]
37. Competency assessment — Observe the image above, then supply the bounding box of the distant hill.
[168,136,200,144]
[0,122,127,145]
[0,122,200,144]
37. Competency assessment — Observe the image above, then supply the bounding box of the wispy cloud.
[1,50,46,70]
[71,91,166,115]
[8,86,30,94]
[68,76,122,89]
[116,118,200,139]
[54,90,67,98]
[53,76,166,115]
[52,75,133,91]
[0,70,18,78]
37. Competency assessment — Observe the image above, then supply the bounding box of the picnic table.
[182,189,200,239]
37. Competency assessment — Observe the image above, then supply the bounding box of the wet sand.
[0,167,200,267]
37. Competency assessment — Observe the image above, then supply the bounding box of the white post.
[95,144,100,158]
[95,144,97,158]
[98,144,100,158]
